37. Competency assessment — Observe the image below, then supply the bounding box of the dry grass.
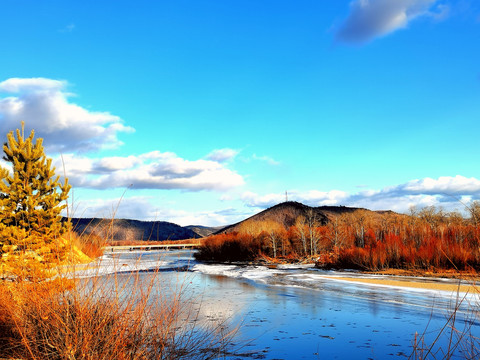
[68,231,106,259]
[0,253,237,360]
[409,285,480,359]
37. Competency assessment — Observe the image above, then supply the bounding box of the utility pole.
[285,191,288,202]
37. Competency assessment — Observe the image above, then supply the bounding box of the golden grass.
[0,251,237,360]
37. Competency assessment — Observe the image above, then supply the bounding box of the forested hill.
[67,218,199,241]
[215,201,394,234]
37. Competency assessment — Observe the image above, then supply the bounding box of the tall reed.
[0,250,237,360]
[409,285,480,359]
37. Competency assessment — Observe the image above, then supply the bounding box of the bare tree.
[306,209,321,256]
[262,220,284,258]
[468,201,480,227]
[328,216,346,250]
[351,210,369,248]
[295,216,308,256]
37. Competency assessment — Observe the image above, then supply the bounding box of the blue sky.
[0,0,479,225]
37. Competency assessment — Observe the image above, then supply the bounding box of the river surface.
[77,250,480,359]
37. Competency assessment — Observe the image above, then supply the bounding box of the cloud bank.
[0,77,134,153]
[0,77,245,193]
[242,175,480,213]
[336,0,447,43]
[206,148,239,162]
[57,151,244,191]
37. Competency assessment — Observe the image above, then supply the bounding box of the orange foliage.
[197,209,480,273]
[195,232,267,262]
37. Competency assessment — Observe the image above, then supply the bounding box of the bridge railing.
[103,244,200,252]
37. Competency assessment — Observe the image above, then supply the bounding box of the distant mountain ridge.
[69,218,199,241]
[67,202,394,242]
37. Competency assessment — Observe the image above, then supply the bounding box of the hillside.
[185,225,224,238]
[69,218,199,241]
[216,201,391,234]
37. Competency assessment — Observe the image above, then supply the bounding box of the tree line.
[196,206,480,271]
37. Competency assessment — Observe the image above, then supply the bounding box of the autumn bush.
[195,232,266,262]
[69,231,106,259]
[197,207,480,272]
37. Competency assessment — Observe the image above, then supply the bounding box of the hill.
[69,218,199,241]
[185,225,224,238]
[216,201,392,234]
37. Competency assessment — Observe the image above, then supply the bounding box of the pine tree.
[0,123,71,277]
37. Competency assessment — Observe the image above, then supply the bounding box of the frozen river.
[77,250,480,359]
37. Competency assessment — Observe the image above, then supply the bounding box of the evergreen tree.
[0,123,71,275]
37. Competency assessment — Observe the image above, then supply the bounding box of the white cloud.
[336,0,446,43]
[242,189,348,208]
[241,175,480,213]
[0,78,65,93]
[94,156,142,172]
[57,151,245,191]
[429,4,450,21]
[252,154,280,166]
[0,158,9,172]
[206,148,239,162]
[400,175,480,194]
[158,207,249,227]
[59,23,75,33]
[297,190,350,205]
[241,191,286,208]
[0,77,134,153]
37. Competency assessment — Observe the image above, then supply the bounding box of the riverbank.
[242,256,480,293]
[87,248,480,295]
[323,275,479,294]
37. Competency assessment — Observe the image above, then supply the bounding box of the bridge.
[103,243,200,252]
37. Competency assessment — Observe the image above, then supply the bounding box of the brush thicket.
[0,245,236,360]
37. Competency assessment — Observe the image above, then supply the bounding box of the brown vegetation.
[0,269,235,360]
[197,203,480,274]
[195,232,265,262]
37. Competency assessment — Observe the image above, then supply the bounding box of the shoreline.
[255,257,480,293]
[324,275,480,294]
[97,250,480,293]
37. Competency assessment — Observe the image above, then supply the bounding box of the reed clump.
[195,232,265,262]
[70,231,106,259]
[0,261,235,360]
[409,286,480,360]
